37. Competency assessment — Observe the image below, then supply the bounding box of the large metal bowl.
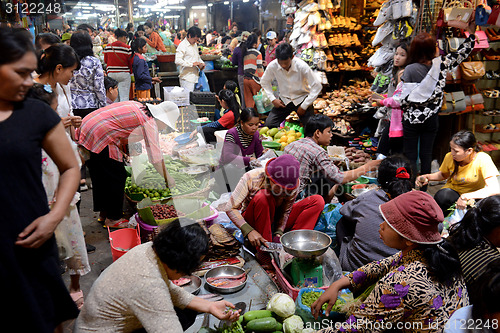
[180,275,202,295]
[204,265,247,294]
[280,230,332,258]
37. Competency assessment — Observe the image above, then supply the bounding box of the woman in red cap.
[312,191,469,332]
[224,154,325,264]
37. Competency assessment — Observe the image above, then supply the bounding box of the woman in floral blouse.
[312,191,469,332]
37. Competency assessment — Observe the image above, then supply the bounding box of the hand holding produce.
[416,175,429,187]
[209,301,241,322]
[311,286,339,319]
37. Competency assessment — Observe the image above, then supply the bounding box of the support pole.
[114,0,120,28]
[128,0,134,25]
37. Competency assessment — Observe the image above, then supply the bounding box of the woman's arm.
[16,123,80,248]
[445,21,476,70]
[311,275,351,318]
[416,171,448,187]
[461,176,500,201]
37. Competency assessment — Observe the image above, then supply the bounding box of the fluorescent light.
[243,0,249,2]
[207,3,213,6]
[192,5,207,9]
[82,10,91,13]
[163,15,180,18]
[224,1,229,4]
[138,4,154,8]
[82,6,93,9]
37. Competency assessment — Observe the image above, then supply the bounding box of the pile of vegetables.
[124,157,203,200]
[150,203,185,220]
[301,291,328,312]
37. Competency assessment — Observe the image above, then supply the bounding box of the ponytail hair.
[131,37,147,57]
[449,195,500,252]
[377,155,414,199]
[37,43,80,75]
[421,239,462,284]
[449,130,480,179]
[218,89,240,124]
[241,33,259,58]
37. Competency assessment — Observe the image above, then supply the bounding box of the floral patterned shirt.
[70,56,106,110]
[322,250,469,333]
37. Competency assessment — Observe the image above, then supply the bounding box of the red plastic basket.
[108,224,141,262]
[271,259,329,300]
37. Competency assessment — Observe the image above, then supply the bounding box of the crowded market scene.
[2,0,500,330]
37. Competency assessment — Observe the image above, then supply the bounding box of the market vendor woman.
[78,101,177,228]
[311,191,469,332]
[416,130,500,214]
[225,154,325,264]
[75,219,240,332]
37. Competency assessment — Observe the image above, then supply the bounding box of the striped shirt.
[226,125,253,148]
[78,101,162,164]
[243,48,264,83]
[103,41,132,73]
[458,239,500,287]
[224,168,298,236]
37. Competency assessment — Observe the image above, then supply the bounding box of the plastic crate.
[193,104,217,121]
[271,259,329,300]
[164,86,190,106]
[190,91,216,105]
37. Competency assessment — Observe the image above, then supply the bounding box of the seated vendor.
[449,195,500,291]
[75,220,240,332]
[220,107,263,169]
[190,89,240,144]
[416,130,500,214]
[284,114,380,202]
[311,191,469,332]
[337,155,413,272]
[224,154,325,265]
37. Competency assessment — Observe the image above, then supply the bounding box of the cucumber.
[245,317,277,332]
[237,315,244,324]
[243,310,273,323]
[275,322,283,331]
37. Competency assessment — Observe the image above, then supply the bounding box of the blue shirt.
[132,53,152,91]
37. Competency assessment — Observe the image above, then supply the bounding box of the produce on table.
[282,315,304,333]
[150,203,185,220]
[125,157,203,200]
[242,310,273,324]
[245,317,278,332]
[345,147,372,164]
[261,127,303,151]
[216,321,244,333]
[301,291,328,312]
[266,293,296,319]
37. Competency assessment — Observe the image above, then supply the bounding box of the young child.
[217,80,240,120]
[104,76,119,105]
[131,38,161,99]
[27,83,90,310]
[220,107,263,168]
[191,89,241,143]
[374,42,409,156]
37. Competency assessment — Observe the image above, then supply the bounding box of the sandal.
[104,219,130,229]
[70,290,84,310]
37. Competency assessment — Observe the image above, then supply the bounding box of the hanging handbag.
[444,0,475,29]
[460,61,486,80]
[446,37,465,53]
[487,4,500,26]
[437,8,446,27]
[463,85,485,113]
[441,91,467,114]
[464,30,489,49]
[475,3,490,26]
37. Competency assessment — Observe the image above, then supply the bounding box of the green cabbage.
[283,315,304,333]
[266,293,296,319]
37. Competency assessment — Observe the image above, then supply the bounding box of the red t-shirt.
[219,110,235,129]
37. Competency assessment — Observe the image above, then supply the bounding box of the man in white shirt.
[261,43,322,128]
[175,26,205,92]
